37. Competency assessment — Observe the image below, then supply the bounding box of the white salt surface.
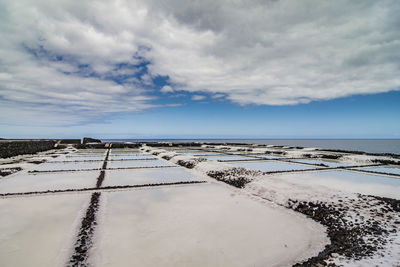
[50,156,104,162]
[288,159,349,168]
[229,161,317,172]
[110,149,141,154]
[220,151,250,155]
[107,160,174,169]
[91,184,327,266]
[201,155,259,161]
[253,155,286,159]
[0,171,99,194]
[353,166,400,176]
[76,149,106,153]
[103,168,200,187]
[33,162,102,171]
[170,149,204,153]
[274,170,400,199]
[183,152,222,156]
[109,155,156,160]
[73,152,105,156]
[0,194,89,267]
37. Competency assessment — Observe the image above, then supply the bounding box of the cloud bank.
[0,0,399,125]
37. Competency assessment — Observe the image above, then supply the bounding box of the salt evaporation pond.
[274,170,400,199]
[183,152,224,156]
[103,168,200,187]
[0,194,90,267]
[201,155,259,161]
[169,149,205,153]
[353,166,400,176]
[107,159,175,169]
[108,154,156,160]
[252,155,287,160]
[229,161,318,172]
[50,155,105,162]
[110,149,141,154]
[33,162,102,171]
[288,159,350,168]
[90,184,327,267]
[0,170,99,194]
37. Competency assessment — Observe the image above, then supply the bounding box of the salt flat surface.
[103,168,200,187]
[91,184,327,267]
[76,149,106,153]
[73,152,105,156]
[109,155,156,160]
[33,162,102,171]
[353,166,400,175]
[169,149,204,153]
[274,170,400,199]
[229,161,317,172]
[183,152,222,156]
[50,156,104,162]
[288,159,349,168]
[252,155,286,159]
[107,159,174,169]
[111,149,141,153]
[0,194,89,267]
[109,153,145,157]
[201,155,259,161]
[220,151,251,155]
[0,171,98,194]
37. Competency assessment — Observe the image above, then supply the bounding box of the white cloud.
[160,85,174,93]
[191,95,206,101]
[0,0,399,125]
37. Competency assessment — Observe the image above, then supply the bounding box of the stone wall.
[0,140,57,158]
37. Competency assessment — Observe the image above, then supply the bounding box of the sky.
[0,0,399,139]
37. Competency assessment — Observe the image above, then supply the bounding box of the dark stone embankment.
[82,137,101,144]
[59,139,81,144]
[0,140,57,158]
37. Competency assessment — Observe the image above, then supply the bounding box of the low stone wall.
[0,140,57,158]
[59,139,81,144]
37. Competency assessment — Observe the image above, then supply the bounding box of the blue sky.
[1,1,399,139]
[2,90,399,139]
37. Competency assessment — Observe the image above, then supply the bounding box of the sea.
[102,139,400,155]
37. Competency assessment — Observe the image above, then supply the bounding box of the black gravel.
[207,168,261,188]
[162,155,175,160]
[68,192,101,266]
[0,167,22,177]
[290,195,399,266]
[176,158,206,169]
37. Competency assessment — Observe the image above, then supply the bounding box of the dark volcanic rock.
[176,158,206,169]
[290,196,399,266]
[82,137,101,144]
[68,192,101,266]
[207,168,260,188]
[0,167,22,177]
[162,155,174,160]
[0,140,57,158]
[59,139,81,144]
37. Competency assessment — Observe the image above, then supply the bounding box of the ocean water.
[103,139,400,155]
